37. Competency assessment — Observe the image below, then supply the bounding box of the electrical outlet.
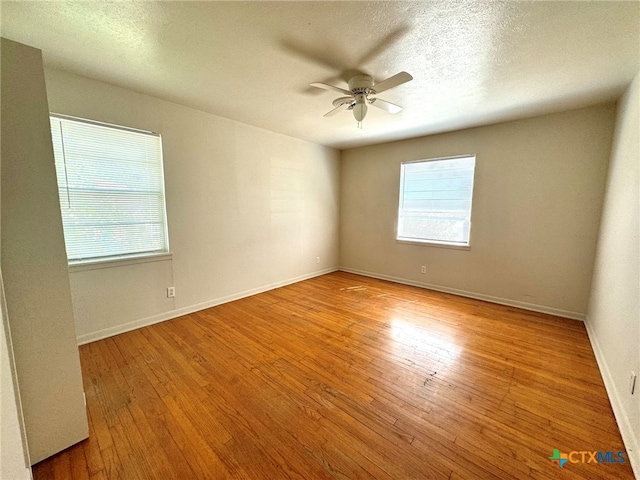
[630,372,637,395]
[421,265,426,274]
[316,256,320,264]
[167,287,175,298]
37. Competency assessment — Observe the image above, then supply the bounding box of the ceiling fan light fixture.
[352,94,368,127]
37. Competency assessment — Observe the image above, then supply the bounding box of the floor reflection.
[390,318,462,365]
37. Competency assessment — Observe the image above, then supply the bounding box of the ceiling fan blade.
[369,98,403,114]
[372,71,413,94]
[324,103,349,117]
[310,82,353,96]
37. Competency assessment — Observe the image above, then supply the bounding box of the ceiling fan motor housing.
[348,74,374,95]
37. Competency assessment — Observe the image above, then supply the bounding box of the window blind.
[397,155,476,245]
[50,115,169,263]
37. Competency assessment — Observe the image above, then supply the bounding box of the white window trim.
[51,113,158,136]
[395,238,472,250]
[396,154,476,248]
[69,252,173,273]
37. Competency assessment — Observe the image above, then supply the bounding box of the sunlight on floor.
[390,318,462,365]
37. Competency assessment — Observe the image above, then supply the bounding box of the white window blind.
[397,155,476,246]
[50,115,169,263]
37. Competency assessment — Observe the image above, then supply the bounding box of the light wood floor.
[34,271,633,479]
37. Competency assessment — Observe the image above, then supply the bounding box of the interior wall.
[586,72,639,477]
[43,68,340,344]
[0,39,88,464]
[340,104,615,318]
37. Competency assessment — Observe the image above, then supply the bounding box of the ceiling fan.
[310,71,413,128]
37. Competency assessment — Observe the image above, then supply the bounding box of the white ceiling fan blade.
[324,103,349,117]
[369,98,403,114]
[310,82,353,96]
[372,71,413,94]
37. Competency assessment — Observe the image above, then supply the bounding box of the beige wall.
[1,39,88,464]
[43,68,340,343]
[340,105,615,318]
[586,72,639,477]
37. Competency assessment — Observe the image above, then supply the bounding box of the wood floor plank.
[33,272,634,479]
[81,435,105,477]
[68,443,91,480]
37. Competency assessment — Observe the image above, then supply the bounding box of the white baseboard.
[584,317,639,479]
[338,267,586,321]
[76,267,338,345]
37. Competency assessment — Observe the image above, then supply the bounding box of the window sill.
[69,252,173,273]
[396,238,471,250]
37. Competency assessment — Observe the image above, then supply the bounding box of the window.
[397,155,476,247]
[50,114,169,264]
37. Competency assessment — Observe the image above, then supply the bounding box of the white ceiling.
[2,1,639,149]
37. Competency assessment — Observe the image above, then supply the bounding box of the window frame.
[396,154,477,249]
[50,113,170,266]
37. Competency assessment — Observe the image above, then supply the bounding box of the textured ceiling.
[2,1,639,149]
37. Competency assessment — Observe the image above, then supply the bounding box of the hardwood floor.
[33,271,633,479]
